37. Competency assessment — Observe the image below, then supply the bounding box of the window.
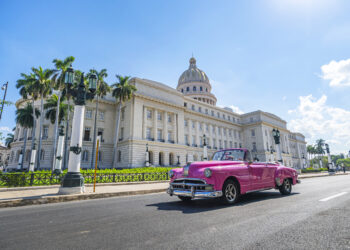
[217,112,220,118]
[181,89,184,93]
[206,88,208,92]
[192,135,196,146]
[184,120,188,127]
[228,116,231,121]
[192,105,195,111]
[147,109,152,119]
[168,114,172,122]
[223,128,226,136]
[43,126,48,139]
[198,107,202,112]
[157,129,162,140]
[234,130,237,139]
[157,112,162,121]
[119,127,124,140]
[229,130,232,136]
[251,129,256,137]
[85,109,92,119]
[184,102,187,107]
[168,131,172,141]
[213,140,216,147]
[250,117,254,122]
[193,86,196,91]
[234,142,238,148]
[192,121,195,129]
[186,87,189,91]
[200,86,203,91]
[212,126,215,134]
[205,109,208,114]
[211,110,214,116]
[82,150,89,161]
[239,143,242,148]
[121,108,125,121]
[98,128,104,141]
[84,127,91,141]
[117,150,121,162]
[223,114,226,119]
[146,128,152,139]
[219,140,222,148]
[99,111,105,121]
[232,117,236,122]
[230,141,233,148]
[224,141,227,148]
[185,135,189,144]
[252,142,257,151]
[238,132,242,139]
[206,124,209,132]
[218,127,221,135]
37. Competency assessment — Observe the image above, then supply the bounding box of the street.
[1,175,350,250]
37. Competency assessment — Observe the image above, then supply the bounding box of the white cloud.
[229,105,244,114]
[0,127,11,133]
[321,58,350,87]
[288,94,350,153]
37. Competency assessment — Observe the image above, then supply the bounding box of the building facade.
[7,57,307,170]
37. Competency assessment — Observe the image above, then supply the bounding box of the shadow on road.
[147,191,299,214]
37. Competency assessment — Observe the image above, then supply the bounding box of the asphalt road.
[1,175,350,250]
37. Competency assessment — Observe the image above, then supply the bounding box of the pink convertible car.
[167,148,300,204]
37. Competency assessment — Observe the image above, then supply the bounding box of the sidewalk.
[0,172,347,208]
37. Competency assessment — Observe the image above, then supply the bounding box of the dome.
[178,57,210,85]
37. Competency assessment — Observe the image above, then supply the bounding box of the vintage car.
[167,148,300,204]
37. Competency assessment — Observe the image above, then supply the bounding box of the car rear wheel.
[279,178,292,195]
[178,196,192,202]
[221,179,240,205]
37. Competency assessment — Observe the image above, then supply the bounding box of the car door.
[263,163,277,188]
[248,162,266,190]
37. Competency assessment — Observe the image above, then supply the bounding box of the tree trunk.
[28,99,36,169]
[112,102,122,168]
[63,97,71,170]
[91,96,99,169]
[36,96,44,170]
[51,92,61,170]
[21,128,28,170]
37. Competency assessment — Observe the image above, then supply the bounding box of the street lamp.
[59,69,96,194]
[203,134,208,161]
[0,82,8,121]
[272,128,283,163]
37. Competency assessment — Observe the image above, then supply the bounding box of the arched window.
[149,151,154,164]
[98,151,102,162]
[117,150,121,162]
[193,86,196,91]
[40,150,45,161]
[82,150,88,161]
[159,152,164,166]
[169,153,174,166]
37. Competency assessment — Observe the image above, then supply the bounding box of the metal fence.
[0,172,169,187]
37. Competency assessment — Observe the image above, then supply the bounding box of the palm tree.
[111,75,137,168]
[51,56,75,170]
[31,66,55,169]
[5,133,14,148]
[44,94,71,124]
[15,103,40,170]
[16,72,39,169]
[87,69,110,169]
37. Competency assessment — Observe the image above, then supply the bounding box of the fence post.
[113,173,116,183]
[30,173,35,186]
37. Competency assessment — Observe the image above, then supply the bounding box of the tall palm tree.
[31,66,55,169]
[15,103,40,170]
[16,72,39,169]
[51,56,75,170]
[44,94,71,124]
[111,75,137,168]
[87,69,110,169]
[5,133,14,148]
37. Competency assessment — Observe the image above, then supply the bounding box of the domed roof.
[178,57,210,85]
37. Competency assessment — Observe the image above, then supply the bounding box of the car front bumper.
[167,186,223,198]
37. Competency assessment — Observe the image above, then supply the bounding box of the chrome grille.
[170,178,210,191]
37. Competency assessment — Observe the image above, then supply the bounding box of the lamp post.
[53,125,65,175]
[177,155,180,166]
[272,128,283,163]
[325,143,335,174]
[145,143,150,167]
[203,134,208,161]
[59,68,96,194]
[0,82,8,121]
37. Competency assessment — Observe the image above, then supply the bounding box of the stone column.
[195,121,199,147]
[143,106,147,139]
[189,119,193,146]
[174,114,178,144]
[163,111,168,142]
[154,109,158,141]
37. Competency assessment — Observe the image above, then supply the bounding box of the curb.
[298,173,348,179]
[0,188,167,208]
[0,181,169,192]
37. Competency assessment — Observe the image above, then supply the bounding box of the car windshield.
[212,149,245,161]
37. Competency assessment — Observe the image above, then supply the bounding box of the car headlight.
[169,170,174,178]
[204,168,212,178]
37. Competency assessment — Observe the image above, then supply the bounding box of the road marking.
[319,192,348,202]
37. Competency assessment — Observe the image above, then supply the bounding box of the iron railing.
[0,172,169,187]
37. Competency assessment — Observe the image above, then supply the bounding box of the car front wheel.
[279,178,292,195]
[221,180,240,205]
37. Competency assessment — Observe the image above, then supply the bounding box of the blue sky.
[1,0,350,154]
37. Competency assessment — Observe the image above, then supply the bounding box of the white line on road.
[319,192,348,202]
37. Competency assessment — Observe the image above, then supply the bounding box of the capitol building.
[7,57,307,170]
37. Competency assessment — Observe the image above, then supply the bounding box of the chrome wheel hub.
[225,184,236,202]
[285,179,291,191]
